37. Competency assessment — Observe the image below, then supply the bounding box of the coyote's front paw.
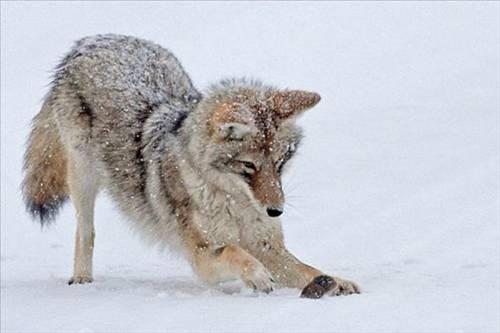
[68,276,93,285]
[241,262,275,294]
[301,275,360,298]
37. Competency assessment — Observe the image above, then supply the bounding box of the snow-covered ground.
[1,2,499,332]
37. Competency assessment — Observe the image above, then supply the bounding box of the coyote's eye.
[234,160,256,183]
[238,161,256,172]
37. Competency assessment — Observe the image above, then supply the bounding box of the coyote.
[22,34,359,298]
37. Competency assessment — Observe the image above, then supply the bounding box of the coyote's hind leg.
[67,151,99,285]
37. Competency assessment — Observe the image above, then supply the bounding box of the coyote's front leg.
[187,243,275,293]
[243,221,360,298]
[256,246,360,298]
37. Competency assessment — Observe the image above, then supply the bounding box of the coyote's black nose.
[266,208,283,217]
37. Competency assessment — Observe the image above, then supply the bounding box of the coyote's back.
[22,34,200,225]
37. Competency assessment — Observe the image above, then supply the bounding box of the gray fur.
[48,34,201,246]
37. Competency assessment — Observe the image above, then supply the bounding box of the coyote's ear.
[268,90,321,119]
[218,122,256,141]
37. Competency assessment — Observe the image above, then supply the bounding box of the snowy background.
[1,2,499,332]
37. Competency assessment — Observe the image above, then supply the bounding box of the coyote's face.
[188,81,321,218]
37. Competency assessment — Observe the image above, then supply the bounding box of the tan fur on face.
[250,161,283,210]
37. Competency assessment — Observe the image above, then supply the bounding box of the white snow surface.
[1,2,499,332]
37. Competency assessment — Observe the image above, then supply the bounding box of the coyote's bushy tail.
[22,97,69,225]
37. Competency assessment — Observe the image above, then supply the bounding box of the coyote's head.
[186,79,320,218]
